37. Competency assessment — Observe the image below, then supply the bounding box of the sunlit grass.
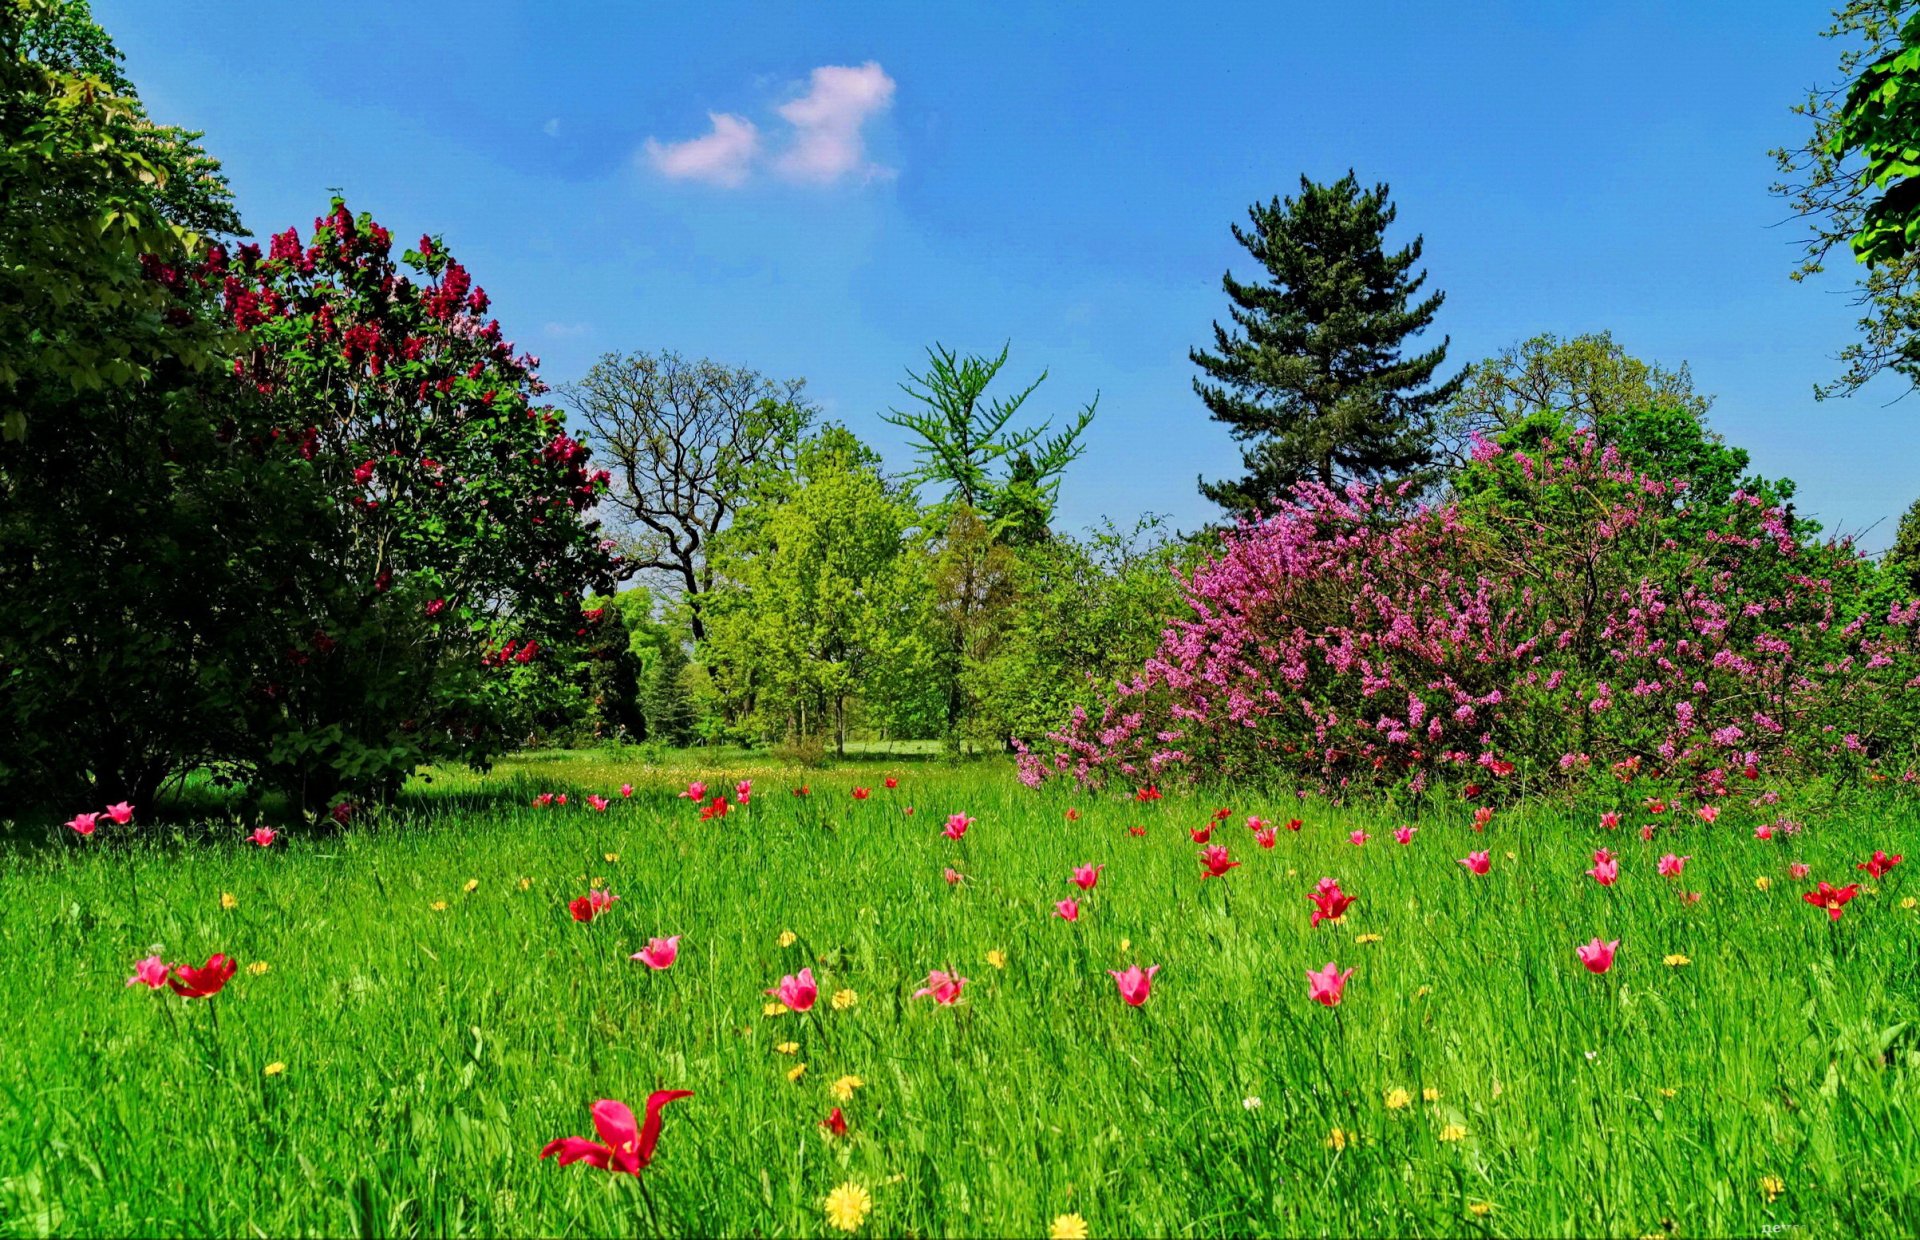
[2,753,1916,1237]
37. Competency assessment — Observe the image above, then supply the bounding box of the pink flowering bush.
[1021,430,1920,801]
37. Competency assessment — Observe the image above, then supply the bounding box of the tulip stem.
[637,1174,663,1236]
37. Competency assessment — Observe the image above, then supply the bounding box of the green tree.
[580,598,644,741]
[1435,332,1711,468]
[1886,494,1920,596]
[1773,1,1920,397]
[1194,171,1460,514]
[882,343,1095,546]
[641,630,694,748]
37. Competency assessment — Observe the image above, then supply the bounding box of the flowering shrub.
[1021,430,1920,802]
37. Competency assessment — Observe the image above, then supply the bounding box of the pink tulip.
[1788,861,1811,880]
[169,954,237,999]
[1640,824,1656,842]
[631,936,680,971]
[1069,864,1104,891]
[1576,937,1620,974]
[1754,824,1775,841]
[248,827,277,848]
[1598,811,1619,830]
[1245,815,1268,833]
[65,812,99,837]
[586,794,610,812]
[568,890,618,922]
[541,1092,692,1176]
[1349,830,1370,847]
[1254,826,1277,849]
[619,783,634,798]
[1593,847,1616,864]
[944,867,964,885]
[1306,961,1354,1007]
[1459,851,1491,875]
[680,781,706,801]
[1696,805,1720,824]
[943,813,972,841]
[766,967,817,1012]
[105,802,134,825]
[1393,826,1416,845]
[735,779,753,804]
[1199,844,1241,879]
[1588,858,1618,886]
[1054,898,1081,922]
[126,955,170,989]
[912,969,969,1005]
[1657,854,1691,878]
[1108,963,1159,1006]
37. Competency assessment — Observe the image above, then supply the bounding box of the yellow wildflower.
[1664,954,1691,967]
[1504,851,1517,861]
[247,961,270,976]
[832,988,858,1011]
[986,949,1007,969]
[1326,1127,1354,1150]
[1415,985,1432,999]
[1384,1087,1411,1110]
[1902,896,1917,910]
[1422,1087,1441,1103]
[1468,1202,1492,1217]
[463,878,479,894]
[831,1074,864,1102]
[1050,1214,1090,1240]
[1755,876,1772,892]
[220,892,238,910]
[779,930,798,947]
[1659,1087,1678,1098]
[1439,1123,1468,1142]
[430,901,449,912]
[604,852,619,863]
[763,1002,788,1018]
[786,1063,807,1082]
[263,1061,286,1077]
[775,1041,799,1055]
[518,877,532,891]
[1761,1175,1784,1203]
[823,1181,872,1232]
[1119,938,1131,952]
[1355,933,1383,945]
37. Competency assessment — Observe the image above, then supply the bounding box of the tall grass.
[1,752,1915,1237]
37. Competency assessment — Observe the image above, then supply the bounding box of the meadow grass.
[2,750,1917,1238]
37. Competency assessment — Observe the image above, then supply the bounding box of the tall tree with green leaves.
[1773,1,1920,397]
[1193,172,1460,514]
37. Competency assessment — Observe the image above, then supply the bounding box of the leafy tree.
[1434,332,1711,468]
[704,426,939,753]
[882,343,1095,545]
[1886,494,1920,596]
[641,631,694,748]
[579,598,644,741]
[1194,172,1460,514]
[562,351,813,641]
[1773,1,1920,397]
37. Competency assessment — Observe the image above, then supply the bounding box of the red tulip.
[1788,861,1811,879]
[1308,881,1356,927]
[1189,823,1214,844]
[883,776,899,789]
[586,794,610,812]
[619,783,634,798]
[1459,851,1491,875]
[1598,811,1619,830]
[1199,844,1241,879]
[248,827,277,848]
[1108,964,1158,1006]
[1128,826,1147,837]
[1254,826,1277,849]
[1306,962,1353,1007]
[1753,823,1775,841]
[569,890,618,923]
[1858,851,1903,879]
[1069,864,1104,891]
[791,785,810,797]
[852,787,870,800]
[942,813,972,840]
[821,1106,848,1137]
[1212,806,1232,821]
[766,967,818,1012]
[1135,785,1162,803]
[540,1092,692,1176]
[1472,806,1494,831]
[944,867,964,885]
[1576,937,1619,974]
[1286,818,1303,832]
[680,781,706,801]
[699,795,731,820]
[1065,807,1081,821]
[1803,882,1860,921]
[1640,824,1656,841]
[168,954,237,999]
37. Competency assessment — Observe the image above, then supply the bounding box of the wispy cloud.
[543,321,592,338]
[642,112,761,187]
[773,62,896,185]
[640,63,894,189]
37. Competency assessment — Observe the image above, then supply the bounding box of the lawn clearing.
[3,754,1916,1237]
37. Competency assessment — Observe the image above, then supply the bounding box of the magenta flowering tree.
[1021,430,1920,803]
[215,200,619,812]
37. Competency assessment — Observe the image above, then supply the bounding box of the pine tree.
[1193,172,1460,515]
[642,637,694,747]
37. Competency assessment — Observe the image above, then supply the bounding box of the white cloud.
[642,111,761,187]
[543,321,592,338]
[543,117,561,137]
[773,62,896,185]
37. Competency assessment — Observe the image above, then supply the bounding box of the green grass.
[3,752,1917,1237]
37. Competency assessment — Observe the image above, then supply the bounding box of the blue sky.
[101,1,1917,547]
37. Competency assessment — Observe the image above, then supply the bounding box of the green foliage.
[882,343,1095,545]
[642,632,694,749]
[1774,1,1920,397]
[1886,494,1920,596]
[1194,171,1460,513]
[579,599,644,741]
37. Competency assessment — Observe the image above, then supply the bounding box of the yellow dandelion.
[591,876,606,887]
[263,1061,286,1077]
[1415,985,1432,999]
[1659,1087,1678,1098]
[1761,1175,1784,1203]
[786,1063,807,1083]
[1422,1086,1441,1103]
[430,900,449,912]
[604,852,619,863]
[247,961,270,976]
[830,1074,865,1102]
[518,877,532,891]
[1664,954,1691,967]
[1119,938,1131,952]
[1439,1123,1468,1142]
[1504,850,1517,860]
[778,930,798,948]
[463,878,479,894]
[823,1181,872,1232]
[1468,1202,1493,1217]
[1326,1127,1354,1150]
[763,1002,788,1018]
[1050,1213,1090,1240]
[220,892,238,910]
[1755,876,1772,892]
[1384,1087,1411,1110]
[831,988,858,1011]
[1355,933,1383,945]
[1902,896,1917,910]
[775,1041,799,1055]
[986,949,1007,970]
